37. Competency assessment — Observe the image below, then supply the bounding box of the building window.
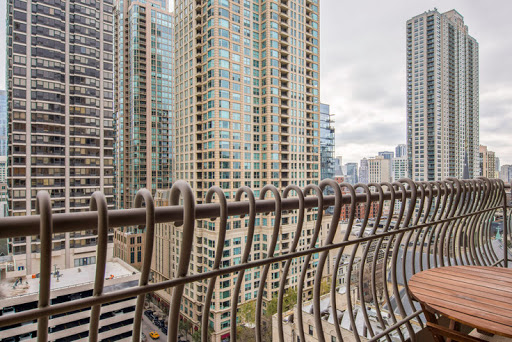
[74,256,96,267]
[309,325,313,335]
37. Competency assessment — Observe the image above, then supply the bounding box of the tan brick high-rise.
[152,0,326,340]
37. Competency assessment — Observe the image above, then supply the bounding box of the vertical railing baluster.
[202,187,227,342]
[438,180,458,267]
[132,189,155,342]
[502,179,509,268]
[378,183,406,342]
[277,185,304,342]
[476,177,496,265]
[360,183,392,341]
[417,182,434,272]
[167,181,195,342]
[255,185,281,342]
[328,181,354,342]
[230,187,256,341]
[297,184,324,342]
[390,180,416,342]
[445,178,465,266]
[371,183,395,342]
[352,184,374,339]
[36,191,53,342]
[89,192,109,342]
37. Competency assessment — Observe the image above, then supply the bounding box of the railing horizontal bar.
[367,310,423,342]
[0,204,501,328]
[491,258,505,267]
[0,187,453,239]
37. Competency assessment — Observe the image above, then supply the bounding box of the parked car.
[141,333,147,342]
[161,327,167,335]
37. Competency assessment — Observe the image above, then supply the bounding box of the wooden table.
[408,266,512,342]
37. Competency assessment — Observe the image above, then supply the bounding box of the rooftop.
[0,261,137,300]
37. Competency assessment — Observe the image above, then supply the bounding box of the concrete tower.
[406,9,479,181]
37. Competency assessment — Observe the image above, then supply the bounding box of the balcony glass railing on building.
[0,177,510,342]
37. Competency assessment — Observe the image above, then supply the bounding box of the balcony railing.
[0,178,510,342]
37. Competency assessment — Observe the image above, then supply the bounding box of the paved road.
[141,315,168,341]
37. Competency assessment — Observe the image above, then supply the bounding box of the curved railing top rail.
[1,179,509,240]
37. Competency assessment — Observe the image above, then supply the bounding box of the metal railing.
[0,177,510,342]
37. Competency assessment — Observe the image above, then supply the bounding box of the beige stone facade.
[113,229,146,270]
[166,0,323,339]
[479,145,496,178]
[6,0,115,276]
[368,156,391,184]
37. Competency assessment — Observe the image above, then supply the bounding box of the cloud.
[321,0,512,165]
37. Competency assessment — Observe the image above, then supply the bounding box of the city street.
[141,314,168,341]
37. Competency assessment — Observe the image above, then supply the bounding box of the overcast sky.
[0,0,510,165]
[320,0,512,165]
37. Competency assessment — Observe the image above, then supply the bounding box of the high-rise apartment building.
[359,158,369,184]
[113,0,174,209]
[392,156,408,182]
[345,162,358,185]
[162,0,324,339]
[478,145,496,178]
[368,156,391,184]
[7,0,115,274]
[378,151,393,177]
[395,143,406,158]
[0,90,7,157]
[378,151,394,160]
[334,155,343,176]
[320,103,334,180]
[174,0,320,194]
[500,165,512,184]
[406,9,479,181]
[0,91,7,219]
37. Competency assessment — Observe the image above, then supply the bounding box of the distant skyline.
[321,0,512,165]
[1,0,510,165]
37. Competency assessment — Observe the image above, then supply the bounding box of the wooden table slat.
[411,272,512,300]
[408,266,512,339]
[414,268,512,293]
[434,266,512,284]
[410,285,512,320]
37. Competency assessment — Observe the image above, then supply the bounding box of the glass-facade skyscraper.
[395,143,406,158]
[320,103,334,181]
[113,0,174,209]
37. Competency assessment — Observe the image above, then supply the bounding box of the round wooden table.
[408,266,512,341]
